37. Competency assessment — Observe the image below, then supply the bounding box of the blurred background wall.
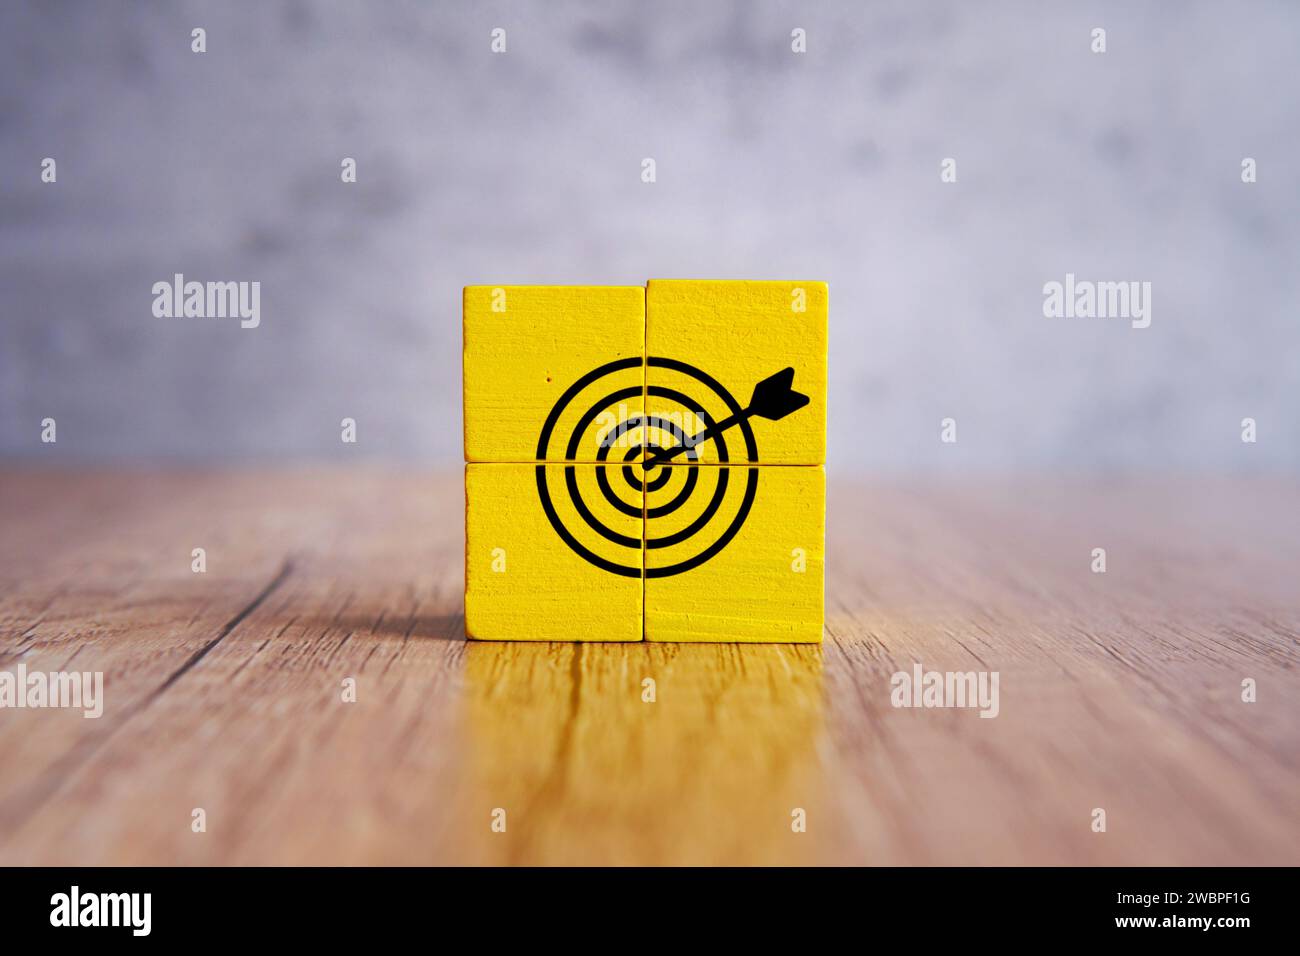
[1,0,1297,472]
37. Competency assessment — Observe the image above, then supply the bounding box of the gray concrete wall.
[2,0,1297,471]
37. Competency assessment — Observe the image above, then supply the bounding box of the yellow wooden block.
[463,285,645,462]
[465,463,643,641]
[645,280,826,465]
[464,279,827,643]
[644,464,824,642]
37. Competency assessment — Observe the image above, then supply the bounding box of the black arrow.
[642,367,810,469]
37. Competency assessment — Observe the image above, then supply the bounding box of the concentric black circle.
[535,357,760,578]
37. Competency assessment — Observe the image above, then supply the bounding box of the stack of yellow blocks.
[463,280,826,642]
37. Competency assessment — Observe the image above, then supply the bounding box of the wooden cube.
[644,464,824,642]
[465,464,643,641]
[645,280,827,466]
[463,279,826,642]
[463,285,645,462]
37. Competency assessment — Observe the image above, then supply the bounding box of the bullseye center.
[623,444,672,493]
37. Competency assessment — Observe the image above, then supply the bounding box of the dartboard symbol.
[535,357,808,578]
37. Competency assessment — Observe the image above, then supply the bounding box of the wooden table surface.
[0,468,1296,866]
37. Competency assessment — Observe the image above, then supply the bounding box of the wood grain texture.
[0,468,1296,865]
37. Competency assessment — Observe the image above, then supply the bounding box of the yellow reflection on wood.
[462,640,828,865]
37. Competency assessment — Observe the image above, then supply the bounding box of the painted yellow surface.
[645,465,824,642]
[463,285,644,462]
[646,280,827,465]
[465,464,643,641]
[464,280,826,642]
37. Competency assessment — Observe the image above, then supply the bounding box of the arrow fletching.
[747,367,810,421]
